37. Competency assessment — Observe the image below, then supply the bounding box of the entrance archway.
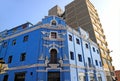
[50,49,57,64]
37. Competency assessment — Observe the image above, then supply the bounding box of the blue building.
[0,16,106,81]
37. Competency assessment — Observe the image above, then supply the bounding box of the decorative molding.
[2,24,66,41]
[49,64,59,69]
[6,63,103,73]
[43,37,64,41]
[38,54,44,60]
[43,42,64,48]
[63,54,68,60]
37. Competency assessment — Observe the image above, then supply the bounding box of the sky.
[0,0,120,70]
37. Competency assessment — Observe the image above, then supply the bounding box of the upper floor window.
[70,51,74,60]
[20,53,26,61]
[22,24,27,29]
[78,54,82,62]
[69,35,72,41]
[92,47,95,52]
[51,20,57,26]
[51,32,57,39]
[85,43,89,48]
[99,61,102,67]
[88,57,91,67]
[3,42,7,48]
[76,38,80,44]
[12,39,16,46]
[95,60,98,66]
[97,49,99,54]
[8,56,12,63]
[23,35,29,42]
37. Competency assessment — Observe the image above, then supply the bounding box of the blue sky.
[0,0,120,70]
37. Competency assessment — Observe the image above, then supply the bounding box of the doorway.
[48,72,60,81]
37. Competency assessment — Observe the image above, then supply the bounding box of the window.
[51,20,57,26]
[97,49,99,54]
[69,35,72,41]
[88,57,91,67]
[78,54,82,62]
[30,72,33,76]
[51,32,57,39]
[0,58,5,63]
[14,72,26,81]
[8,56,12,63]
[70,51,74,60]
[99,61,102,67]
[76,38,80,44]
[98,76,102,81]
[12,39,16,46]
[92,47,95,52]
[85,43,89,48]
[95,60,98,66]
[3,42,7,48]
[13,28,17,33]
[3,75,8,81]
[23,35,29,42]
[20,53,26,61]
[22,24,27,29]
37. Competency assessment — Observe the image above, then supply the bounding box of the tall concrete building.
[48,5,64,17]
[49,0,115,81]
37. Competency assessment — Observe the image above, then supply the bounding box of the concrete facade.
[0,16,106,81]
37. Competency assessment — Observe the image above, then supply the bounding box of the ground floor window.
[78,76,85,81]
[14,72,26,81]
[3,75,8,81]
[90,76,94,81]
[98,76,102,81]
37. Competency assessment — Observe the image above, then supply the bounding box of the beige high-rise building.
[48,5,64,17]
[48,0,115,81]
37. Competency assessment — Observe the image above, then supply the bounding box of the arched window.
[51,20,57,26]
[50,49,57,64]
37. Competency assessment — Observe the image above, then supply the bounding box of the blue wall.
[0,16,106,81]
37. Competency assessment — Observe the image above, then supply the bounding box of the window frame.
[3,75,8,81]
[3,42,7,48]
[88,57,91,67]
[50,31,57,39]
[70,51,74,60]
[8,56,12,63]
[69,34,72,41]
[76,38,80,44]
[95,60,98,66]
[12,39,16,46]
[85,43,89,48]
[92,47,95,52]
[78,54,82,62]
[23,35,29,42]
[20,53,26,61]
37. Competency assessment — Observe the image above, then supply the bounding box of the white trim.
[50,19,58,26]
[49,46,59,53]
[49,31,58,39]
